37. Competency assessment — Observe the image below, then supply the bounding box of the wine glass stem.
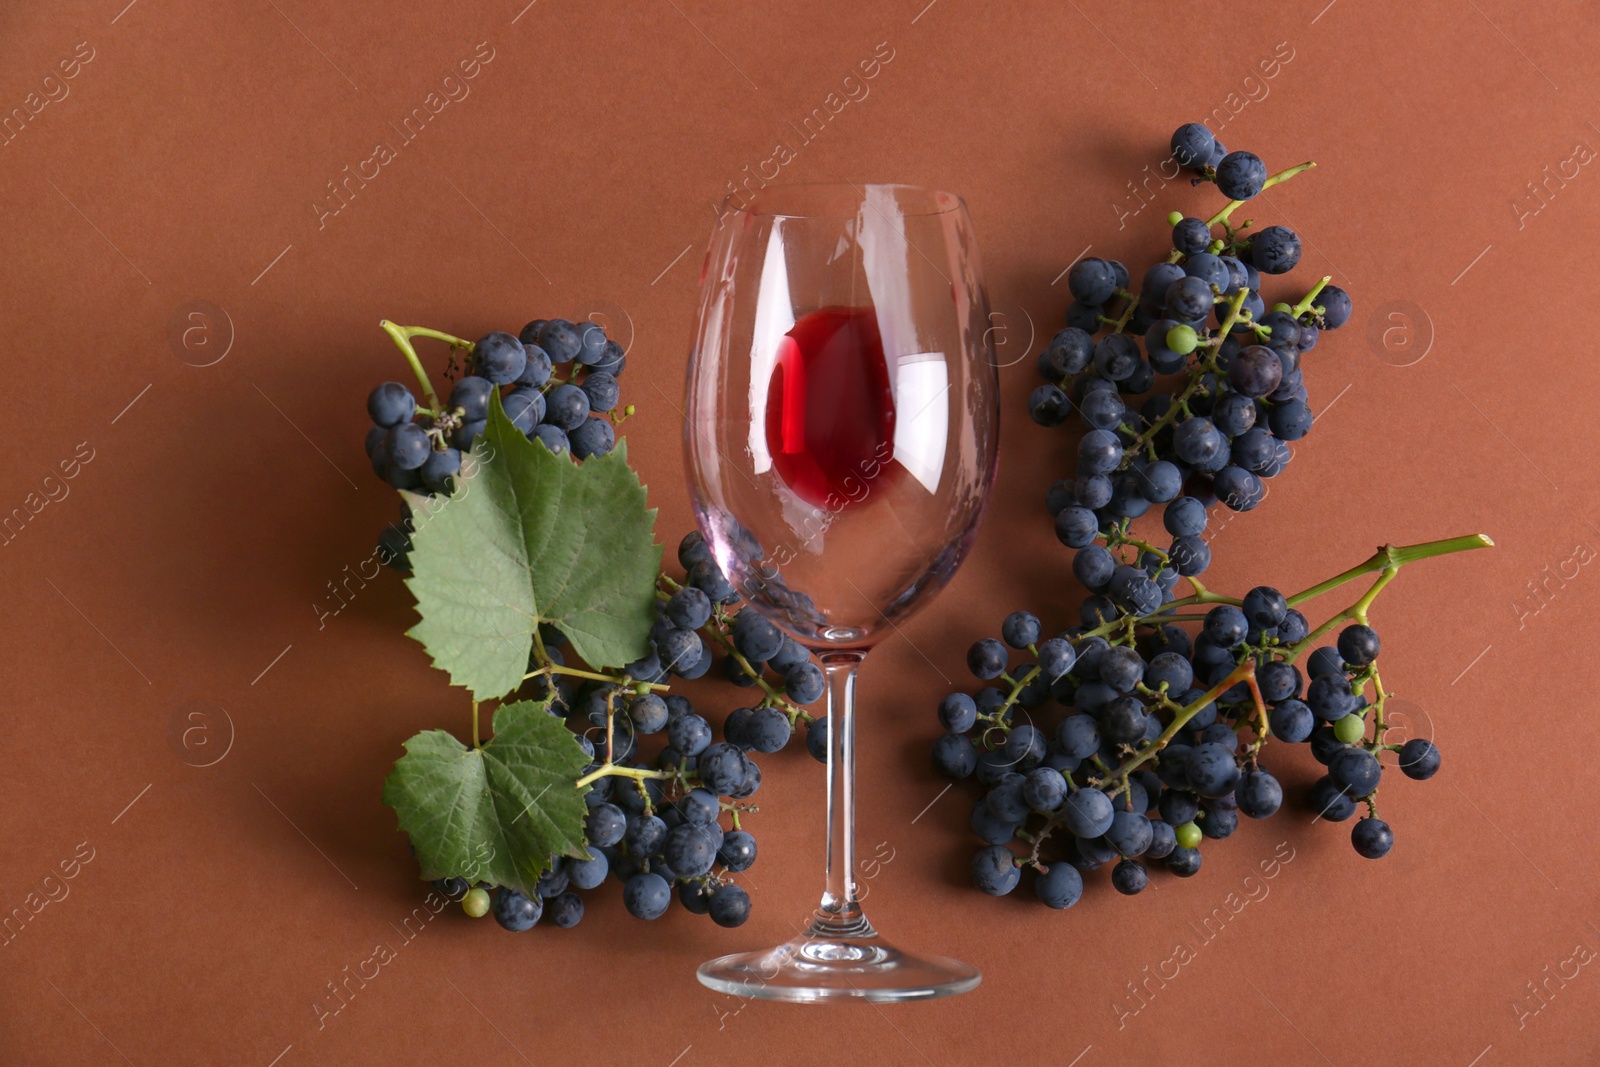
[813,649,873,939]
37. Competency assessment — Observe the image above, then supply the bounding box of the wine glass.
[684,183,999,1002]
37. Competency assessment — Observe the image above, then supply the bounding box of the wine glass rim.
[720,182,968,220]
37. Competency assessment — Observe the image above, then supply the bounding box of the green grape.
[1166,324,1199,355]
[462,886,491,918]
[1175,821,1202,850]
[1333,714,1366,744]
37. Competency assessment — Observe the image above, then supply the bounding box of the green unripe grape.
[1272,302,1293,313]
[1333,714,1366,744]
[1175,821,1203,850]
[1167,210,1184,226]
[1166,324,1199,355]
[462,886,491,918]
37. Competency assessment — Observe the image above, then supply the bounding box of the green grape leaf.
[403,392,661,700]
[381,700,591,895]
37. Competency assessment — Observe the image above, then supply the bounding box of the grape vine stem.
[379,321,473,413]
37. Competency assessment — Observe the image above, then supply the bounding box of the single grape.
[1068,257,1119,306]
[745,707,792,753]
[971,844,1021,895]
[1351,817,1394,859]
[1034,862,1084,908]
[785,662,825,704]
[1001,611,1041,649]
[1112,859,1149,895]
[1187,742,1241,797]
[1216,151,1267,200]
[933,733,978,779]
[1313,285,1353,329]
[492,887,542,931]
[967,638,1009,680]
[461,886,491,918]
[1249,225,1302,274]
[586,802,626,847]
[567,847,608,889]
[450,375,493,421]
[1170,123,1216,168]
[709,884,752,927]
[569,416,616,459]
[419,447,461,493]
[1399,738,1441,780]
[1237,769,1283,818]
[1166,846,1203,877]
[1269,700,1314,743]
[1329,747,1381,797]
[1332,713,1366,744]
[545,383,591,431]
[1172,216,1212,255]
[623,872,671,920]
[1310,776,1358,821]
[530,423,569,455]
[515,343,553,388]
[1338,624,1381,666]
[472,332,528,384]
[386,423,431,471]
[1061,787,1115,838]
[367,382,416,427]
[548,891,583,928]
[732,610,784,662]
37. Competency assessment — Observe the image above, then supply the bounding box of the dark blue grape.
[1187,742,1241,797]
[1216,151,1267,200]
[530,424,569,455]
[515,344,553,388]
[544,384,591,432]
[1165,275,1215,322]
[580,371,620,412]
[1268,699,1313,742]
[1170,123,1216,168]
[1112,859,1149,895]
[1068,257,1119,306]
[623,872,671,919]
[1314,285,1352,328]
[1351,817,1393,859]
[1329,747,1381,797]
[472,332,528,384]
[1028,384,1073,427]
[1203,605,1248,648]
[1338,624,1381,666]
[1002,611,1041,650]
[933,733,978,779]
[1034,862,1083,908]
[1249,226,1302,274]
[492,887,542,931]
[1062,787,1115,838]
[538,319,581,363]
[1268,400,1313,441]
[972,844,1021,895]
[709,884,751,927]
[1237,769,1283,818]
[1310,775,1357,821]
[367,382,416,427]
[1173,216,1212,255]
[548,891,583,928]
[1399,738,1441,780]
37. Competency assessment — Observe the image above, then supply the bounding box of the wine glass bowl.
[684,182,998,1002]
[686,183,999,648]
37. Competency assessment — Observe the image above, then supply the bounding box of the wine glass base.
[697,926,980,1003]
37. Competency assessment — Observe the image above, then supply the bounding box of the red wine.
[765,306,897,508]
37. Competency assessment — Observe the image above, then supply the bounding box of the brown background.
[2,0,1596,1064]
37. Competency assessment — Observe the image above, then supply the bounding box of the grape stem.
[1087,533,1494,794]
[470,700,480,750]
[521,663,669,692]
[1206,162,1316,229]
[1291,276,1332,319]
[1117,287,1249,468]
[379,321,473,413]
[574,763,670,790]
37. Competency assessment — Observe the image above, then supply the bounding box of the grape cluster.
[940,604,1440,907]
[434,531,830,932]
[1030,123,1351,583]
[364,317,631,572]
